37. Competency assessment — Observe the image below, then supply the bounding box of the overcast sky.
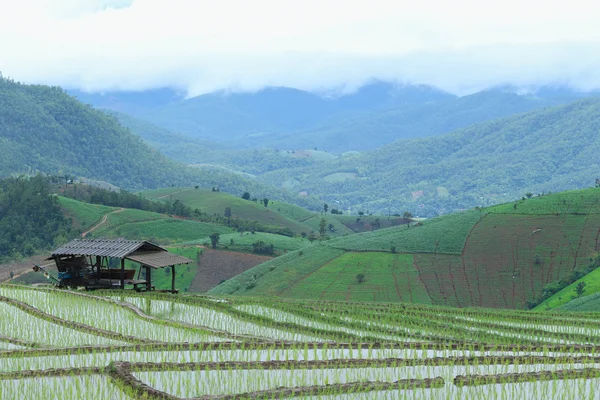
[2,0,600,96]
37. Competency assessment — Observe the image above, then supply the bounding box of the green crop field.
[87,208,233,243]
[58,196,115,230]
[282,252,432,303]
[3,284,600,398]
[142,187,314,234]
[536,267,600,311]
[487,188,600,215]
[327,210,482,254]
[212,188,600,309]
[186,231,310,254]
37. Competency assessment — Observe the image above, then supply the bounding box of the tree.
[209,233,220,249]
[403,211,413,223]
[242,192,251,200]
[262,198,269,207]
[575,281,586,298]
[358,211,365,216]
[307,233,317,243]
[319,218,327,240]
[224,207,232,219]
[323,203,328,213]
[356,274,365,284]
[525,192,533,199]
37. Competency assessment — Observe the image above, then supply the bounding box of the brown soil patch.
[189,249,272,292]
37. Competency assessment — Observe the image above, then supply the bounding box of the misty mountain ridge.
[72,81,600,153]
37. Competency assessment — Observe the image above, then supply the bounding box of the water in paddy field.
[0,376,133,400]
[297,378,600,399]
[133,364,600,398]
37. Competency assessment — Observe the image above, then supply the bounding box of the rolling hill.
[210,187,600,309]
[142,187,408,238]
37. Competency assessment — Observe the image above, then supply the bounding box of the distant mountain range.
[71,82,599,153]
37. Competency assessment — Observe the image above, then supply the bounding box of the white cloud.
[1,0,600,95]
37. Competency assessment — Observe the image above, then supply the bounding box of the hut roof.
[49,238,192,268]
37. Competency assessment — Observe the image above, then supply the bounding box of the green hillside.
[535,267,600,311]
[142,187,346,237]
[0,77,322,212]
[556,292,600,312]
[211,188,600,309]
[258,97,600,217]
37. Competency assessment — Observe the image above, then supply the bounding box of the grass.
[558,292,600,311]
[535,267,600,311]
[57,196,115,230]
[487,188,600,215]
[282,252,432,304]
[88,208,233,244]
[142,187,314,234]
[327,210,482,254]
[186,232,310,254]
[209,246,347,296]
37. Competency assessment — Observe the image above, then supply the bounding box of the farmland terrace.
[211,188,600,309]
[2,285,600,398]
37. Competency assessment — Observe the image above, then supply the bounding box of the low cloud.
[2,0,600,95]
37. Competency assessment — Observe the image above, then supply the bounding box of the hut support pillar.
[120,259,125,289]
[146,266,152,291]
[95,256,101,282]
[171,265,176,293]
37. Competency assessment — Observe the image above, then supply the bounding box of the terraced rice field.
[2,284,600,398]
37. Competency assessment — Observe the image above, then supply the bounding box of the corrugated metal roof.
[126,251,193,269]
[51,238,166,259]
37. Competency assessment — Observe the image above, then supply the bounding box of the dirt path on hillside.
[157,188,191,199]
[81,208,124,238]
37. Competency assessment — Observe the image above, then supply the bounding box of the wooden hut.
[40,238,192,293]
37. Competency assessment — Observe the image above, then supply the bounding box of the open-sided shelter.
[41,238,192,292]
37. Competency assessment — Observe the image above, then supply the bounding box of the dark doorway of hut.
[33,238,193,293]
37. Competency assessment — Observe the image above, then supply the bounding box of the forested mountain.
[0,77,321,210]
[0,175,71,260]
[257,97,600,216]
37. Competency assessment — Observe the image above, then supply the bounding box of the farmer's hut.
[41,238,192,293]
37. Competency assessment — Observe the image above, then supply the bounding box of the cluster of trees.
[61,184,192,216]
[251,241,275,255]
[0,175,72,260]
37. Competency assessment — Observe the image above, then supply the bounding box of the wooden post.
[171,265,176,293]
[146,266,152,292]
[95,256,101,282]
[120,258,125,289]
